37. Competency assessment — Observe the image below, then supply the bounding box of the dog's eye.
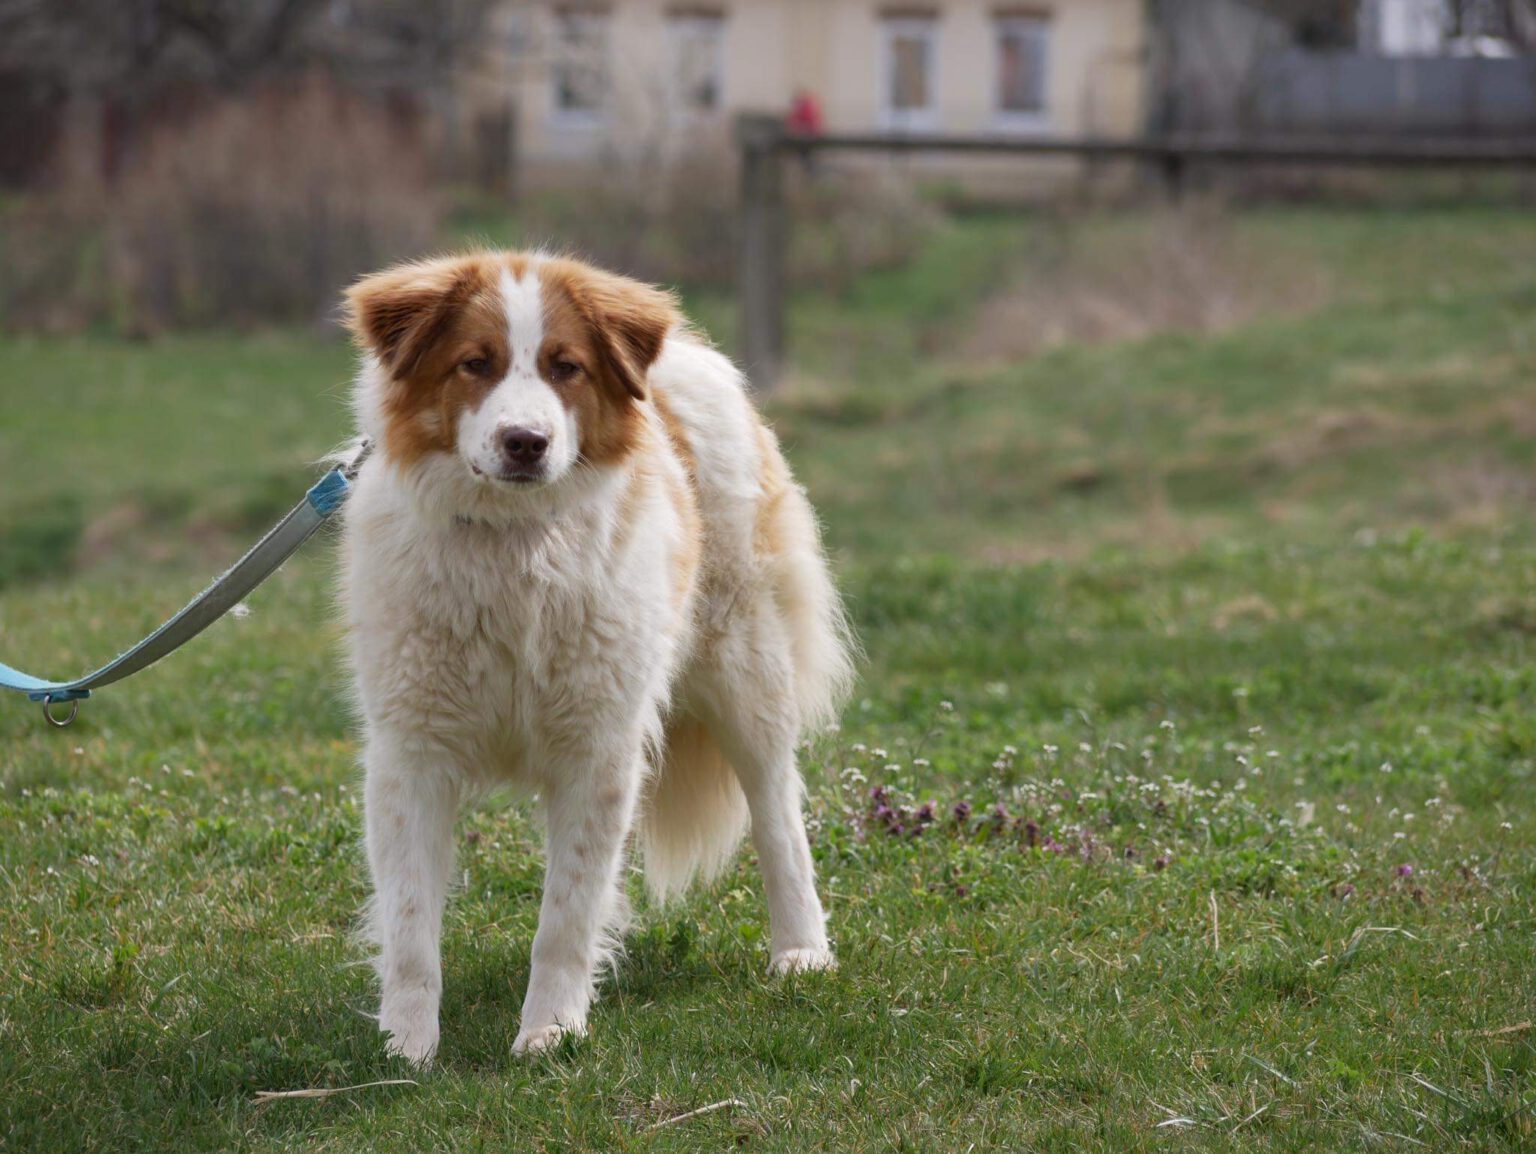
[460,357,492,376]
[550,359,581,383]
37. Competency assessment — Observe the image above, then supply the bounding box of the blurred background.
[0,0,1534,584]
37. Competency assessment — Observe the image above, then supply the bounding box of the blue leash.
[0,440,371,727]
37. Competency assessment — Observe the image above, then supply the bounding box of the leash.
[0,440,372,727]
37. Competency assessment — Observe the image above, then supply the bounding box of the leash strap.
[1,441,371,726]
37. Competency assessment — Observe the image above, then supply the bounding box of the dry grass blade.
[645,1098,748,1132]
[1465,1020,1533,1038]
[252,1079,419,1104]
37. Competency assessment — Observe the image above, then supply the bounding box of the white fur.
[456,269,582,486]
[341,266,854,1065]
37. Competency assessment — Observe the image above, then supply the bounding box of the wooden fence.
[736,113,1536,388]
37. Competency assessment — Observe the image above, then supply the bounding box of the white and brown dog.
[338,251,854,1063]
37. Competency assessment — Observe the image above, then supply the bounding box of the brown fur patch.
[537,257,681,468]
[344,253,513,469]
[344,250,681,474]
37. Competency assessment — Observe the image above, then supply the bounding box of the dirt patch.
[961,205,1330,364]
[1256,407,1407,473]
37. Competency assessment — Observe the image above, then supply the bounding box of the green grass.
[2,206,1534,1151]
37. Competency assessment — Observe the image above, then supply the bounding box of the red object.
[787,90,823,137]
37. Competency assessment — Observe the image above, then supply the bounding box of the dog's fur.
[338,250,854,1063]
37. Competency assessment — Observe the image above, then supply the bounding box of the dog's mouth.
[470,463,546,486]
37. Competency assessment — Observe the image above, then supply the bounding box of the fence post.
[736,113,787,392]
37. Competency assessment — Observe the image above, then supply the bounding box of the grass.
[1,205,1534,1151]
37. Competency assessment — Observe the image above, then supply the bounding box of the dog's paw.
[512,1021,581,1058]
[380,1016,439,1067]
[379,995,440,1068]
[770,947,838,975]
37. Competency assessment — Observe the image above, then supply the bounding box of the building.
[469,1,1148,168]
[1148,0,1536,138]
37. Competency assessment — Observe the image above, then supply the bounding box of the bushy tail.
[773,483,859,731]
[637,717,750,904]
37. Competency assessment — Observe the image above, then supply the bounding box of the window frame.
[880,15,941,132]
[550,6,612,127]
[992,12,1052,132]
[666,10,727,119]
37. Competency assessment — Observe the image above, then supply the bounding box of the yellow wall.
[486,0,1147,165]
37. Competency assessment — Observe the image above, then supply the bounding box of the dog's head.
[345,251,678,504]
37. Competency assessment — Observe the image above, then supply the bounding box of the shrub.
[107,76,439,332]
[503,139,940,293]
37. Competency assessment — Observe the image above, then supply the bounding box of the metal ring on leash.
[41,694,79,728]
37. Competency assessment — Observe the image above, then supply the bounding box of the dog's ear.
[562,266,681,402]
[344,259,472,378]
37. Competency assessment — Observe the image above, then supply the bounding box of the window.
[668,11,725,115]
[881,16,938,130]
[552,7,610,120]
[995,14,1049,123]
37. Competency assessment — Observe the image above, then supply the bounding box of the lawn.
[1,206,1533,1152]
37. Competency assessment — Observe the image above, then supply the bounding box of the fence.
[736,114,1536,388]
[1255,52,1536,138]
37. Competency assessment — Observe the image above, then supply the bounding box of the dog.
[338,250,854,1063]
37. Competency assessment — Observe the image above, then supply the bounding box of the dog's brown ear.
[344,259,472,378]
[560,264,681,402]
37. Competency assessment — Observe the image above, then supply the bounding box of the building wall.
[483,0,1147,167]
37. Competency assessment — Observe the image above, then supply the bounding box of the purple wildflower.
[1023,818,1040,847]
[953,800,972,824]
[1395,864,1414,878]
[1153,855,1169,871]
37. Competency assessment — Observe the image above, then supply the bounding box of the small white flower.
[230,602,252,619]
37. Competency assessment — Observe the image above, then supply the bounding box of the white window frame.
[993,14,1051,132]
[880,16,940,132]
[549,7,611,128]
[667,12,726,119]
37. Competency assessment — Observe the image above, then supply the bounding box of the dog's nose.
[499,426,549,467]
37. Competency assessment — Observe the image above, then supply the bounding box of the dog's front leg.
[514,744,642,1056]
[364,736,460,1067]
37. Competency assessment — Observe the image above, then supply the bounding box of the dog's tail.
[771,481,859,732]
[638,717,750,904]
